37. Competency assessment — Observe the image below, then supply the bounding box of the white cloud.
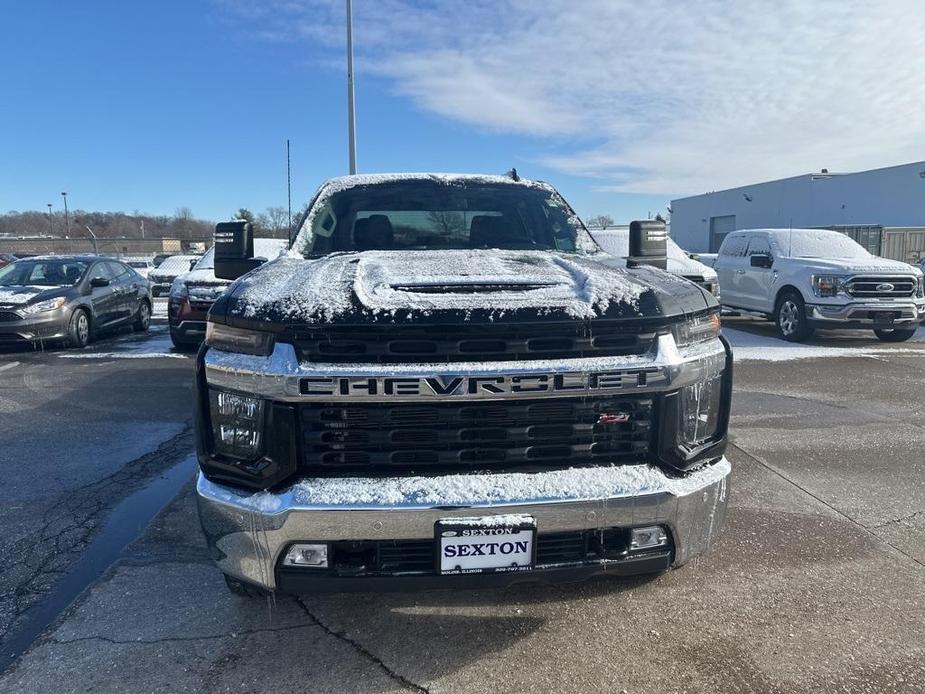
[222,0,925,195]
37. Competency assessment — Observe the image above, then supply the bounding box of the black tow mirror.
[89,277,110,288]
[214,221,265,280]
[627,220,668,270]
[750,253,773,268]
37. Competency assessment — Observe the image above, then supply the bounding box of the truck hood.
[216,249,712,325]
[0,285,70,307]
[792,256,922,275]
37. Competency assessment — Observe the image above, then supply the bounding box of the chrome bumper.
[196,458,730,591]
[807,299,925,325]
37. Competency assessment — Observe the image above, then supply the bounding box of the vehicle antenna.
[789,219,793,257]
[287,138,292,242]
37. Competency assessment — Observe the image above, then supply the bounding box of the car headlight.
[21,297,66,315]
[678,375,723,449]
[811,275,848,298]
[205,322,275,356]
[916,276,924,299]
[170,279,188,299]
[209,388,265,461]
[672,312,721,347]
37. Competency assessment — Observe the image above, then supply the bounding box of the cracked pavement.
[1,322,924,692]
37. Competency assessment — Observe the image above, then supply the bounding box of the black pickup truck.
[193,173,732,596]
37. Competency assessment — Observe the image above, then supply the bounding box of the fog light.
[282,543,329,568]
[630,526,668,550]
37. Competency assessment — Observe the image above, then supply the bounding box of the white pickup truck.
[713,228,925,341]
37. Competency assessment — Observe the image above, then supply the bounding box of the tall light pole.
[346,0,357,175]
[47,203,53,235]
[61,192,71,236]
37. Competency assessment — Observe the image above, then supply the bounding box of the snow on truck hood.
[792,255,923,275]
[225,249,680,323]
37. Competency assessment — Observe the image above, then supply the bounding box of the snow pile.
[725,326,925,361]
[232,250,646,323]
[283,460,731,509]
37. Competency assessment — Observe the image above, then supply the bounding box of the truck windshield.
[295,180,592,258]
[780,230,870,259]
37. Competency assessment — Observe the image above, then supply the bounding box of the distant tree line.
[233,205,309,239]
[0,208,214,241]
[0,204,308,242]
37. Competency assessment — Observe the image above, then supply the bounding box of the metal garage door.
[709,215,736,252]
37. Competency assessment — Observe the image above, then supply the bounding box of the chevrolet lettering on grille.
[298,369,664,400]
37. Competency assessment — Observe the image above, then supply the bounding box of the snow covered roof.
[318,172,551,194]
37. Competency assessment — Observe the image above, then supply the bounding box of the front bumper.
[807,299,925,328]
[0,307,71,343]
[196,457,730,593]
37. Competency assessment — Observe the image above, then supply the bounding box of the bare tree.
[584,214,615,229]
[426,210,466,237]
[257,206,290,238]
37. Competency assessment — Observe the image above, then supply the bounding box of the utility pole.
[61,192,71,236]
[85,224,99,255]
[47,203,53,235]
[346,0,357,174]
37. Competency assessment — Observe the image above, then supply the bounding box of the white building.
[669,161,925,261]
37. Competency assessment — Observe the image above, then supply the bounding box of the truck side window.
[719,234,746,257]
[746,236,771,257]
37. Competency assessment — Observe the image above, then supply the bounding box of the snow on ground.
[58,324,189,360]
[724,324,925,362]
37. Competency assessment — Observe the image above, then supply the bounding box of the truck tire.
[66,308,91,348]
[775,291,814,342]
[873,327,918,342]
[223,574,263,598]
[132,300,151,332]
[169,329,197,351]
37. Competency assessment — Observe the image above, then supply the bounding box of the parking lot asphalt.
[1,314,924,693]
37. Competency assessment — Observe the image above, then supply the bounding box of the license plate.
[873,311,895,327]
[437,516,536,575]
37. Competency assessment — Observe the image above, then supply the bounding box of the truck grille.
[845,275,917,298]
[299,396,653,474]
[287,320,658,364]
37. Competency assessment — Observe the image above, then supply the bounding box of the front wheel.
[874,327,918,342]
[66,308,91,348]
[775,292,814,342]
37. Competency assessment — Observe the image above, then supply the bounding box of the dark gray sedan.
[0,255,153,348]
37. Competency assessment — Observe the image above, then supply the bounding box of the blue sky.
[2,0,923,224]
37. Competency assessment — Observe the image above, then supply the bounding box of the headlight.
[169,279,188,299]
[672,312,721,347]
[209,389,265,461]
[811,275,848,298]
[205,322,275,356]
[916,276,924,298]
[21,297,66,315]
[678,375,723,448]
